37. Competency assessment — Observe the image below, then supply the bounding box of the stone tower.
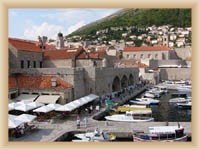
[163,34,169,46]
[56,32,64,49]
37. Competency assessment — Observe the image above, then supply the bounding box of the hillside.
[67,8,191,37]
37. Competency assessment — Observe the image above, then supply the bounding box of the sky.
[9,8,121,41]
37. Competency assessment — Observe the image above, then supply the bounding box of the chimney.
[51,78,57,87]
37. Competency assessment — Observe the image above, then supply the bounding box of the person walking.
[76,115,80,129]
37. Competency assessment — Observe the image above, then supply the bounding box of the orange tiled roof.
[9,75,73,90]
[9,38,43,53]
[77,51,106,60]
[116,61,149,68]
[124,46,170,52]
[9,76,18,89]
[44,48,82,60]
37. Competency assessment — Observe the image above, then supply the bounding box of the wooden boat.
[133,125,188,142]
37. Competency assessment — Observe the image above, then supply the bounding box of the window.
[148,54,152,58]
[40,61,43,68]
[140,54,144,59]
[20,60,24,68]
[33,61,36,68]
[155,54,158,59]
[27,60,30,68]
[127,54,130,59]
[133,54,136,59]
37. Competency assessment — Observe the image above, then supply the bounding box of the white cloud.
[66,21,86,35]
[23,22,65,40]
[41,9,120,24]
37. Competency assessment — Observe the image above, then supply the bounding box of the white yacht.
[169,97,189,103]
[105,111,154,122]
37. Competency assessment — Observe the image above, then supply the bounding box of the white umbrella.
[8,114,18,120]
[15,114,37,123]
[71,100,82,107]
[27,102,44,109]
[46,103,62,110]
[79,98,90,105]
[55,105,72,112]
[33,106,54,113]
[15,104,35,112]
[8,118,23,129]
[16,101,31,105]
[66,103,78,110]
[8,102,21,111]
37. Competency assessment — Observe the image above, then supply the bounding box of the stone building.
[123,46,171,60]
[9,37,139,104]
[9,38,43,69]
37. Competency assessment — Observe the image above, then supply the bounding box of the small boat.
[130,100,151,105]
[73,128,116,142]
[171,93,188,98]
[176,101,192,109]
[116,106,148,112]
[135,98,160,105]
[169,97,188,103]
[176,86,191,92]
[123,104,146,108]
[105,111,154,122]
[130,98,159,105]
[144,92,157,98]
[133,125,188,142]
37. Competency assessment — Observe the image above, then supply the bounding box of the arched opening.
[121,75,128,89]
[129,74,134,85]
[112,76,120,92]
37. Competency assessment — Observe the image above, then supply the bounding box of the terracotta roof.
[9,76,18,90]
[77,51,106,60]
[9,75,73,90]
[9,38,43,53]
[124,46,170,52]
[44,48,82,60]
[116,61,149,68]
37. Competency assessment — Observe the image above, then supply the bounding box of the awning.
[46,103,62,109]
[33,106,54,113]
[9,118,23,129]
[27,102,44,109]
[15,94,39,102]
[14,104,36,112]
[55,94,99,112]
[15,114,37,123]
[35,95,60,104]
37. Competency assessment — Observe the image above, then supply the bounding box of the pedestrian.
[76,115,80,129]
[95,105,100,112]
[84,117,87,128]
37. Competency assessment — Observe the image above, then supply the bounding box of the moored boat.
[133,125,188,142]
[169,97,188,103]
[130,98,159,105]
[105,111,154,122]
[73,128,116,142]
[176,101,192,109]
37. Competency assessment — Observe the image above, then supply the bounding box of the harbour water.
[98,89,191,122]
[127,89,191,122]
